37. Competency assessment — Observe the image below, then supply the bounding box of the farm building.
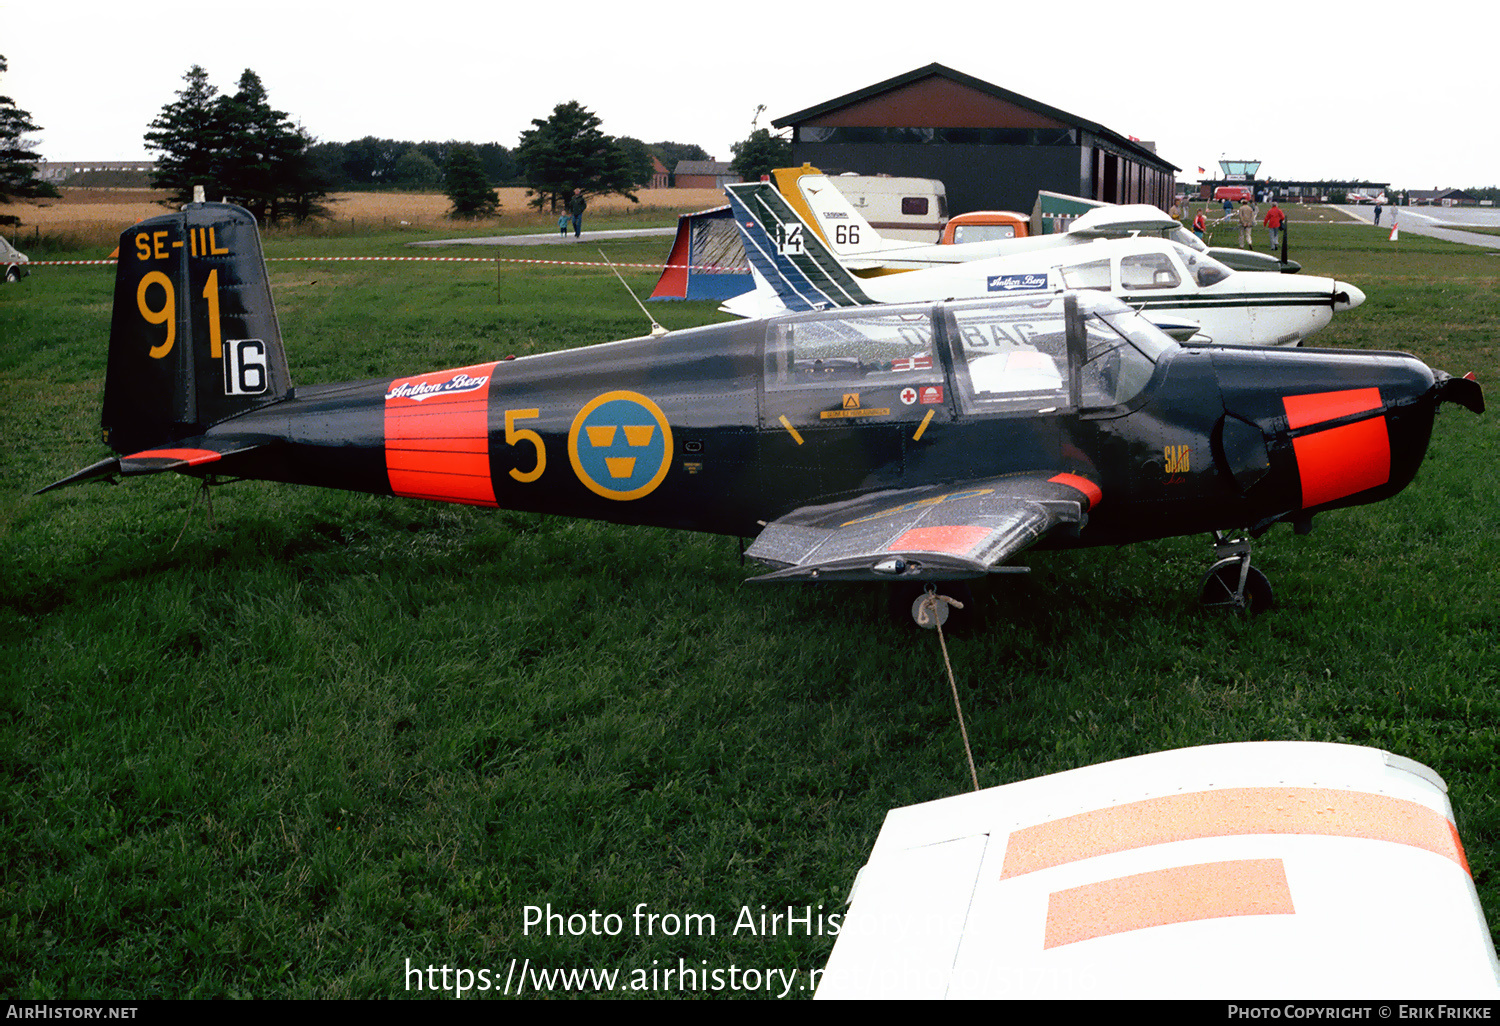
[672,160,735,189]
[774,64,1177,216]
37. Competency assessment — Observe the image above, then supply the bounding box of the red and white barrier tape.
[25,255,746,271]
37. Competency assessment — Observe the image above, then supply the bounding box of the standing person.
[1235,199,1256,249]
[1169,198,1184,223]
[1263,201,1286,250]
[558,210,570,236]
[1373,202,1383,226]
[568,188,587,238]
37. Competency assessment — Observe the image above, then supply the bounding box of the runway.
[1331,204,1500,250]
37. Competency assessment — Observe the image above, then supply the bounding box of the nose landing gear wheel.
[1199,560,1274,614]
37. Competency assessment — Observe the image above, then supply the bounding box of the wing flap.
[746,473,1101,583]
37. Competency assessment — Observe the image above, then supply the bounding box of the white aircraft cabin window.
[1119,252,1182,290]
[949,306,1068,406]
[765,311,938,391]
[1057,258,1111,292]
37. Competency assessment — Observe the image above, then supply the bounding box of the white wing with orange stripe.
[816,742,1500,999]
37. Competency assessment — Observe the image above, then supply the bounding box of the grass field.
[2,197,1498,998]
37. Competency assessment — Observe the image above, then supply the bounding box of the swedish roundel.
[567,391,674,501]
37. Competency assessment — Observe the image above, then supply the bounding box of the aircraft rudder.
[724,183,872,312]
[102,202,291,454]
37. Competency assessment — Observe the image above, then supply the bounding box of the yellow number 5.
[505,409,545,483]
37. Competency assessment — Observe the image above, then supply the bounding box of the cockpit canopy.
[764,292,1175,414]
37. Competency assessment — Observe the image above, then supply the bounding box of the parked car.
[2,235,29,281]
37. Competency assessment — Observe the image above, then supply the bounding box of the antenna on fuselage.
[599,249,668,337]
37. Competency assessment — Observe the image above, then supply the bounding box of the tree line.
[137,66,727,221]
[1,59,795,224]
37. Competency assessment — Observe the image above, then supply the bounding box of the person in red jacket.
[1263,202,1286,249]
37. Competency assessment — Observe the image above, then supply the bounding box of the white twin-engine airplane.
[725,181,1366,347]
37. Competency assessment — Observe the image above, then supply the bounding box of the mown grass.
[2,217,1498,998]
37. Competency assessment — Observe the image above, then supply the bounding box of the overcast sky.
[7,0,1496,190]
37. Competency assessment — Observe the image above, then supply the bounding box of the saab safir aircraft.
[42,203,1482,623]
[725,181,1364,347]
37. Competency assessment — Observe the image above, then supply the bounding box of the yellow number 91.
[136,271,175,359]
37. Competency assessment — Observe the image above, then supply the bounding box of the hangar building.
[774,64,1177,217]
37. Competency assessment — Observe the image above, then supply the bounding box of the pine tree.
[443,145,499,218]
[144,66,327,222]
[0,55,61,204]
[144,65,224,207]
[514,101,638,212]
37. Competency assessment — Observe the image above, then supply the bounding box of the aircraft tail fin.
[723,182,877,313]
[769,166,891,258]
[102,202,292,455]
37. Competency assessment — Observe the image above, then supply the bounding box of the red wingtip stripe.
[125,447,223,466]
[1048,472,1102,509]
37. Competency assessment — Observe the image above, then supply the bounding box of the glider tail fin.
[102,202,291,455]
[724,181,876,313]
[769,166,888,257]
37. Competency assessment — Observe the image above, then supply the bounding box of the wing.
[745,473,1102,583]
[37,436,274,494]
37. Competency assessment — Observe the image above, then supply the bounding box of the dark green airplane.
[42,203,1483,624]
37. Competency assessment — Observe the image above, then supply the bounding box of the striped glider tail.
[724,182,876,313]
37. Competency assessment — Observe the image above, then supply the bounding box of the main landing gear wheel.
[1198,560,1274,614]
[1198,531,1275,614]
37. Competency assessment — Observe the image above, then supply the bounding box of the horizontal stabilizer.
[37,438,273,494]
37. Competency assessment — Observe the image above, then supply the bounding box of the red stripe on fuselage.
[1282,388,1390,507]
[384,364,498,507]
[1283,387,1381,429]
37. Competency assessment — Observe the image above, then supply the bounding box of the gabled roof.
[773,63,1177,172]
[674,160,733,176]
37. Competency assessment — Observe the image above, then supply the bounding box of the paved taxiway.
[1332,204,1500,250]
[411,226,677,248]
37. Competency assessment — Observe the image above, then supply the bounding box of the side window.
[1119,252,1181,290]
[949,306,1068,409]
[1058,258,1111,292]
[1079,320,1155,408]
[765,312,936,391]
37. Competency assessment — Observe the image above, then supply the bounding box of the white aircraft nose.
[1333,281,1366,311]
